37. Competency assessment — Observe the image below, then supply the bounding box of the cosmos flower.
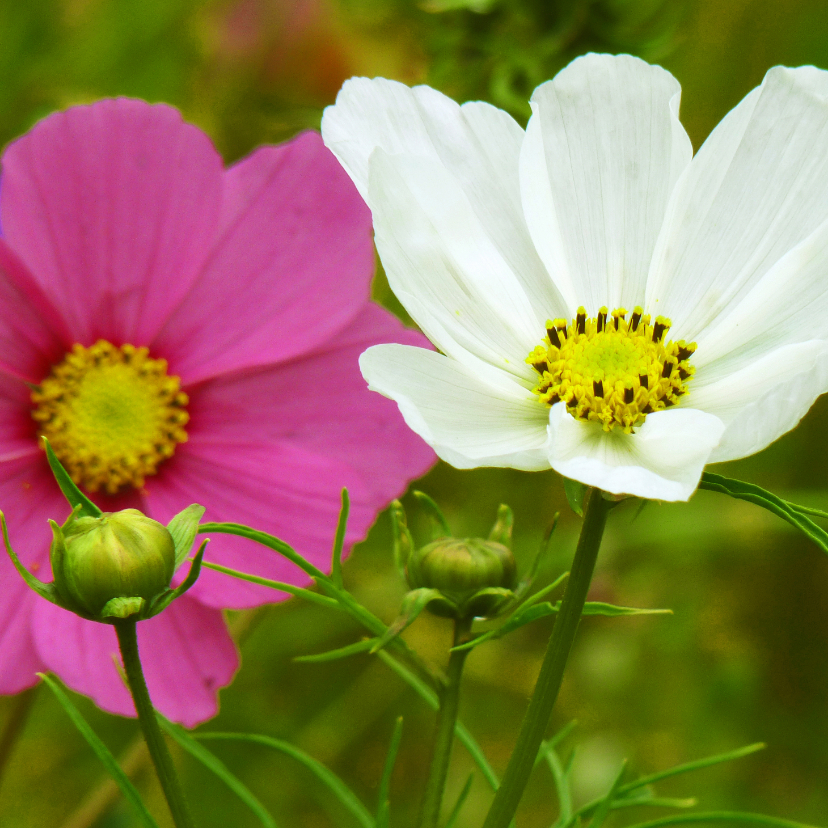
[0,99,435,726]
[322,53,828,502]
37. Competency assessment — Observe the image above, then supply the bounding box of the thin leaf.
[542,743,573,826]
[200,561,341,611]
[294,639,379,663]
[198,523,327,580]
[331,489,349,589]
[516,513,560,599]
[582,602,672,618]
[625,813,819,828]
[564,478,588,516]
[454,596,668,652]
[571,743,766,825]
[615,742,765,798]
[699,473,828,554]
[43,438,101,518]
[167,504,205,570]
[611,797,697,810]
[413,490,452,538]
[376,717,403,828]
[374,650,499,792]
[588,761,627,828]
[445,773,475,828]
[40,674,159,828]
[158,717,277,828]
[786,502,828,520]
[196,733,373,828]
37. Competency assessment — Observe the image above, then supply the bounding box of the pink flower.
[0,99,435,727]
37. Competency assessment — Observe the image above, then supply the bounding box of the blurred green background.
[1,0,828,826]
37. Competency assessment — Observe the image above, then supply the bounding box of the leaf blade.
[40,674,159,828]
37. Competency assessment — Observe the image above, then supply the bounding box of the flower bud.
[406,536,517,618]
[50,509,175,619]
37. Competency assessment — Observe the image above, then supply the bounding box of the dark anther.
[566,395,578,408]
[652,319,669,342]
[674,388,685,397]
[534,359,549,375]
[677,344,695,361]
[576,309,586,335]
[663,398,675,408]
[597,309,608,333]
[678,367,690,380]
[547,327,561,348]
[642,403,653,414]
[593,380,604,398]
[623,386,634,404]
[661,361,674,378]
[547,393,560,406]
[630,308,642,331]
[639,374,649,389]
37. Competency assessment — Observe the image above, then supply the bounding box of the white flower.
[321,53,828,501]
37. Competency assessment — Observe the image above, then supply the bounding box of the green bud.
[406,536,517,618]
[50,509,175,619]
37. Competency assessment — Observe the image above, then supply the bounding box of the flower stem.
[482,488,612,828]
[114,619,195,828]
[419,615,474,828]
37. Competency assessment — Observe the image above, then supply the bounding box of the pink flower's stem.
[115,619,195,828]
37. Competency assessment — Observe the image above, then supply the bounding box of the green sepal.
[100,596,145,619]
[42,437,101,519]
[390,500,415,580]
[463,586,515,618]
[1,513,66,608]
[330,489,349,588]
[563,478,589,516]
[488,504,514,548]
[148,539,208,617]
[166,504,205,570]
[370,587,444,653]
[412,490,452,539]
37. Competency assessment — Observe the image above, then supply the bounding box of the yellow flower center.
[31,341,189,494]
[526,306,696,433]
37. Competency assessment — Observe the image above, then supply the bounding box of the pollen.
[526,306,696,433]
[31,341,189,494]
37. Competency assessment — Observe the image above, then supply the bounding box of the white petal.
[547,404,725,501]
[691,219,828,381]
[322,77,566,315]
[648,65,828,341]
[689,339,828,463]
[367,149,541,383]
[520,53,692,314]
[360,344,551,471]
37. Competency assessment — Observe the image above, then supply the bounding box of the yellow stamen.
[526,306,696,433]
[31,341,189,494]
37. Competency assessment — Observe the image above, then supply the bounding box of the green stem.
[0,685,37,793]
[419,615,473,828]
[482,488,612,828]
[114,620,195,828]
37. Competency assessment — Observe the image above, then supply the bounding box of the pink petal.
[0,461,70,694]
[187,303,436,503]
[32,595,238,727]
[0,98,224,346]
[0,241,69,381]
[144,441,377,608]
[153,131,375,383]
